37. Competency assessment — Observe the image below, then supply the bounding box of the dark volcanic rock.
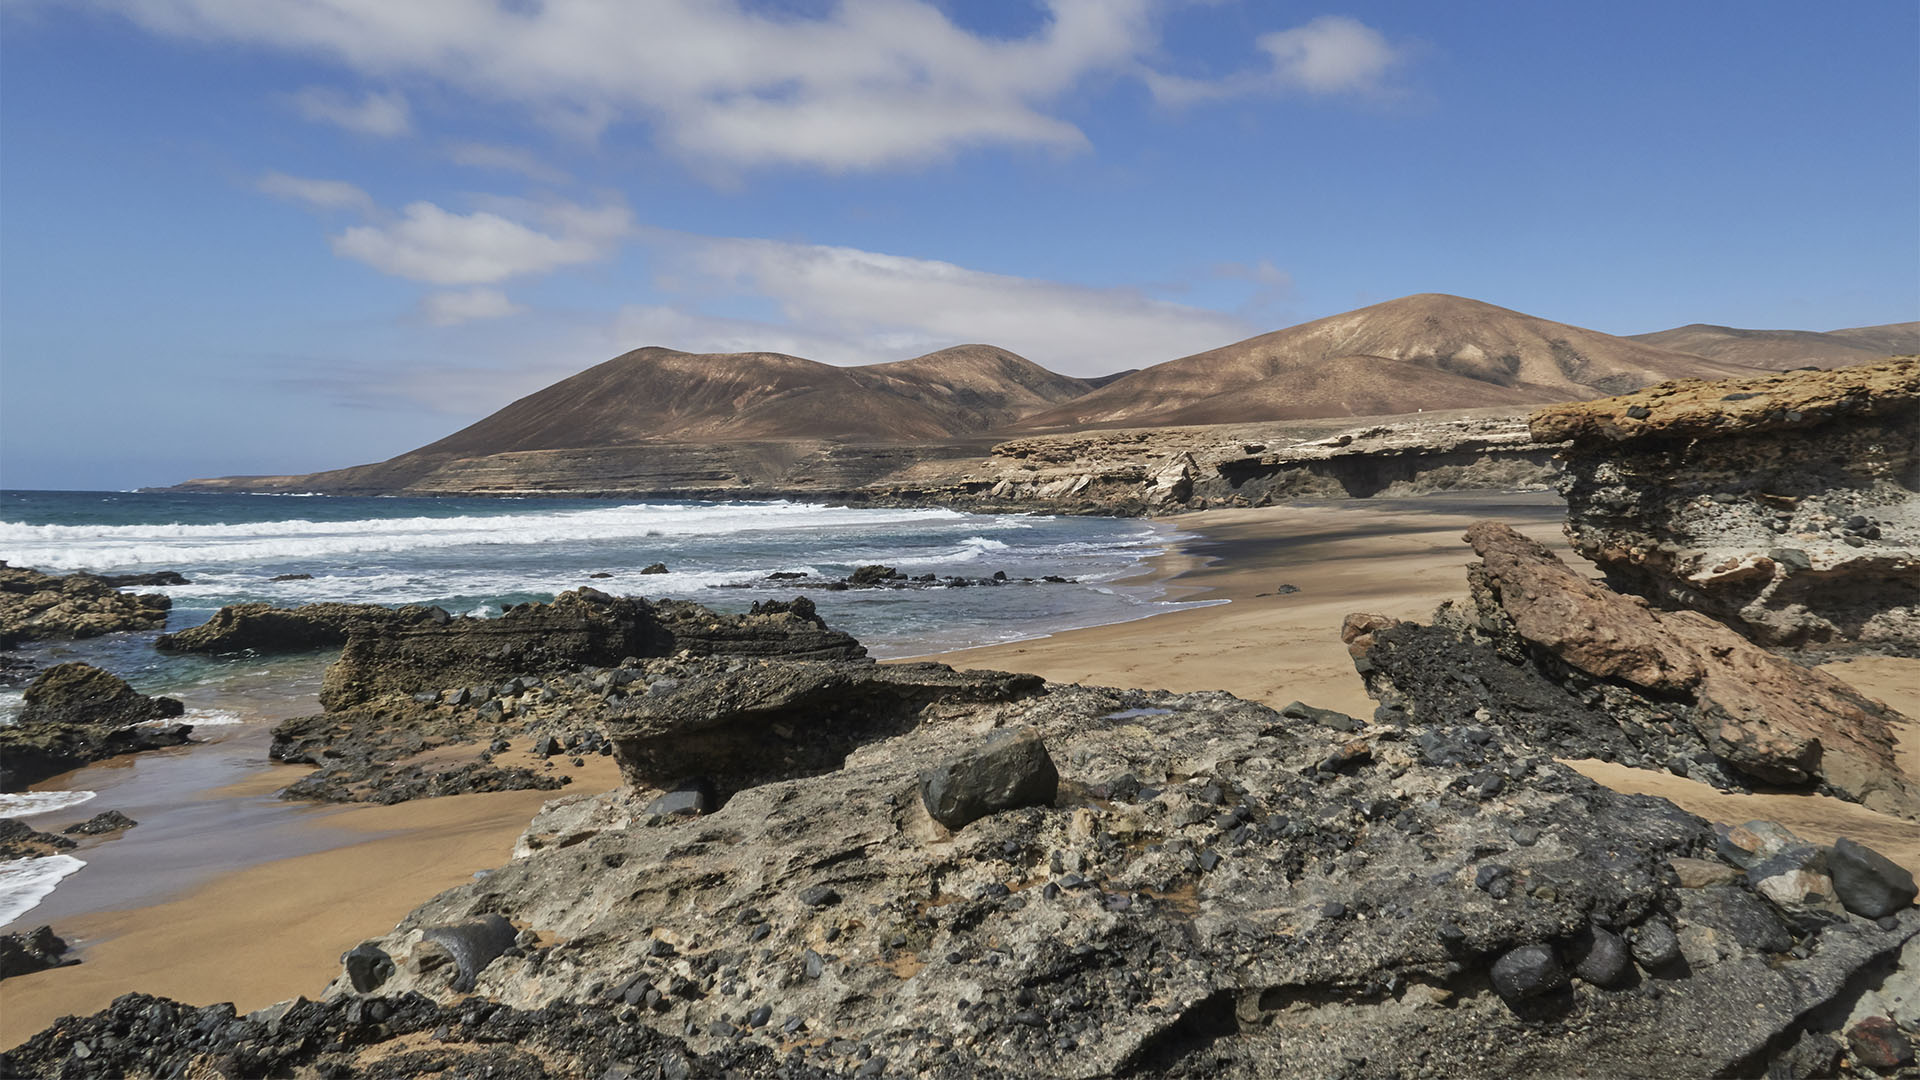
[0,561,171,645]
[1828,837,1919,918]
[156,600,435,654]
[93,571,190,587]
[607,660,1043,801]
[1,674,193,794]
[0,991,832,1080]
[414,914,518,993]
[0,925,73,980]
[919,727,1060,831]
[62,809,137,835]
[1489,943,1566,1002]
[19,662,184,727]
[1534,357,1920,653]
[319,590,865,710]
[0,817,78,859]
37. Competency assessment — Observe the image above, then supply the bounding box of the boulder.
[0,562,171,645]
[1829,837,1918,919]
[846,564,901,587]
[19,663,183,728]
[0,664,191,790]
[919,727,1060,832]
[0,818,77,859]
[62,810,137,836]
[413,915,518,993]
[1567,926,1634,987]
[0,926,73,980]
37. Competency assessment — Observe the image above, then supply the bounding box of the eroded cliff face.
[1533,357,1920,654]
[173,410,1564,515]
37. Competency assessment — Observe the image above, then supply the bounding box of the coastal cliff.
[1537,357,1919,654]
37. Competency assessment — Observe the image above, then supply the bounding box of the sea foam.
[0,854,86,925]
[0,790,98,818]
[0,501,973,570]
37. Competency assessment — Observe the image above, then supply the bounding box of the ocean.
[0,490,1214,925]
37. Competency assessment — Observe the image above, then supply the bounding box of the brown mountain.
[413,343,1091,456]
[1627,321,1920,370]
[1013,293,1758,431]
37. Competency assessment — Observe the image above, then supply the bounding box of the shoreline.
[5,491,1917,1050]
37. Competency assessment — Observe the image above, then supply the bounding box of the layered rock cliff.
[1534,357,1920,654]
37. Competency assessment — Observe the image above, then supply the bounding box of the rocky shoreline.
[4,363,1917,1076]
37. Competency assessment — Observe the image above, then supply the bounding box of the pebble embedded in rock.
[1569,927,1633,988]
[1847,1015,1914,1071]
[1629,921,1681,969]
[918,727,1059,832]
[645,778,716,819]
[1489,944,1566,1002]
[799,885,841,908]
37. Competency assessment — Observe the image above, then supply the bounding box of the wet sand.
[0,752,622,1046]
[5,493,1915,1048]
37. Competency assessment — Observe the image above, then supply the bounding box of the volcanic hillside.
[1627,321,1920,370]
[414,344,1093,456]
[1013,293,1761,431]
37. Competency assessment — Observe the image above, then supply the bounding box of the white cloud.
[256,170,374,214]
[1149,15,1403,105]
[640,232,1259,374]
[330,199,630,285]
[421,287,525,326]
[1260,16,1400,94]
[108,0,1158,171]
[443,140,570,185]
[291,86,410,136]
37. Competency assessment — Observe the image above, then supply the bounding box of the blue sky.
[2,1,1916,490]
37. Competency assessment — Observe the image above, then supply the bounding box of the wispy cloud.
[631,231,1260,374]
[109,0,1379,174]
[1149,15,1405,105]
[420,286,525,326]
[330,198,631,285]
[291,86,410,136]
[443,140,571,185]
[256,170,375,214]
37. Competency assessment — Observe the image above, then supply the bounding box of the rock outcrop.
[0,562,171,645]
[0,664,193,791]
[318,589,865,711]
[1535,357,1920,653]
[269,594,871,804]
[0,817,77,860]
[18,662,184,728]
[0,926,74,981]
[155,601,433,654]
[278,660,1920,1080]
[1358,521,1917,817]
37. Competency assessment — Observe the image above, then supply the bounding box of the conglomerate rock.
[1356,521,1917,818]
[1533,357,1920,653]
[302,669,1917,1079]
[0,562,171,645]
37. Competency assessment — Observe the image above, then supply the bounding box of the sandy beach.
[5,494,1916,1049]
